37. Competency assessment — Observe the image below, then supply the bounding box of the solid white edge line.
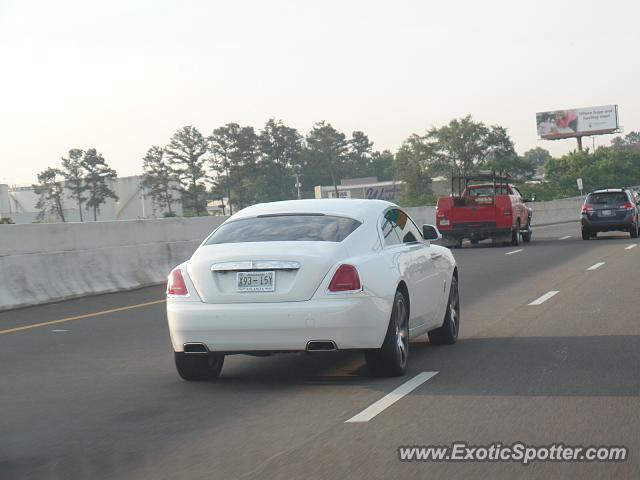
[625,244,637,250]
[528,290,559,306]
[505,249,523,255]
[345,371,438,423]
[559,235,572,240]
[587,262,605,271]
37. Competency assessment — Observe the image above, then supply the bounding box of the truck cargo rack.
[450,170,512,198]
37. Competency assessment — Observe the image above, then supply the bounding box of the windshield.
[205,214,361,244]
[466,185,511,196]
[586,192,629,206]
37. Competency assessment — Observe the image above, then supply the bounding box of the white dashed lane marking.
[345,372,439,423]
[587,262,605,271]
[625,244,637,250]
[559,235,572,240]
[528,291,559,306]
[505,249,523,255]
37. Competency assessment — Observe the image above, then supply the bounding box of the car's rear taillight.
[620,202,634,210]
[167,268,189,296]
[328,264,361,292]
[581,204,593,213]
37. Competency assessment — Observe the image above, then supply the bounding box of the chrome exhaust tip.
[183,342,209,354]
[306,340,338,352]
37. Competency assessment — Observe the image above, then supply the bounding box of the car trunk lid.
[187,242,345,303]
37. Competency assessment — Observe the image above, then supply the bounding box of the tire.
[521,219,532,243]
[428,275,460,345]
[631,222,638,239]
[511,221,520,246]
[365,290,409,377]
[175,352,224,381]
[582,228,590,240]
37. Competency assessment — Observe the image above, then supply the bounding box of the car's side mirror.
[423,224,441,241]
[523,194,536,203]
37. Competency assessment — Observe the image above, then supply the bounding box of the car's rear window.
[205,214,362,244]
[586,192,628,205]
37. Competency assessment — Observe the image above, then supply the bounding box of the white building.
[0,175,182,224]
[313,177,450,203]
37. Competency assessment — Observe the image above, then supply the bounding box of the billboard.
[536,105,618,140]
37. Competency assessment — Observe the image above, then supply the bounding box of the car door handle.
[431,252,442,260]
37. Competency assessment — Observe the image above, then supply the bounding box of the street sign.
[577,178,583,194]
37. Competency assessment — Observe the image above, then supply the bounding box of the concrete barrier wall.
[530,198,582,226]
[0,197,583,311]
[0,216,227,311]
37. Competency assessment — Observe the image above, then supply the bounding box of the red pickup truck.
[435,173,533,248]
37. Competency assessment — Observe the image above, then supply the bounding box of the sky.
[1,0,639,185]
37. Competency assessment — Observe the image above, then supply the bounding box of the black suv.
[581,188,639,240]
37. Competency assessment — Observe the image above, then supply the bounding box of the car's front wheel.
[428,275,460,345]
[175,352,224,381]
[521,219,532,243]
[365,290,409,377]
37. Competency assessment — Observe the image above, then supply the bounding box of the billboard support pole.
[576,136,583,152]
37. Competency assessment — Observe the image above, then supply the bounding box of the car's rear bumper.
[582,214,634,231]
[167,296,390,353]
[439,223,511,238]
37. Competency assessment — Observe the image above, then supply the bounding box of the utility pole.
[294,173,302,200]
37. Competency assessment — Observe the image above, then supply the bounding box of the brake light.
[328,264,361,292]
[620,202,634,210]
[581,204,593,213]
[167,268,189,296]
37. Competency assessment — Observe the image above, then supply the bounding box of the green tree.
[258,119,303,201]
[82,148,118,221]
[544,146,640,198]
[33,167,66,222]
[209,124,236,214]
[611,131,640,147]
[369,150,395,181]
[141,146,178,216]
[394,135,435,206]
[165,126,209,216]
[424,116,517,177]
[522,147,552,169]
[345,131,374,178]
[210,123,261,210]
[61,148,87,222]
[304,121,348,196]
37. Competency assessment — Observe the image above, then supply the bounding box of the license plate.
[236,271,275,292]
[600,210,612,216]
[440,219,450,226]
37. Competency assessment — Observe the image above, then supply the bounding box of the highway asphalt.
[1,222,639,479]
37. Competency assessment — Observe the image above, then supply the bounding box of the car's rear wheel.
[428,275,460,345]
[582,228,590,240]
[175,352,224,381]
[365,290,409,377]
[511,221,520,246]
[630,221,639,238]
